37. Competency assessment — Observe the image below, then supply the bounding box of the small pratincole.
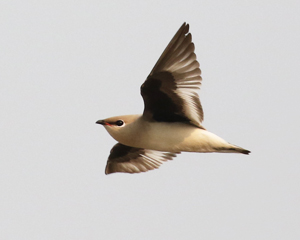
[96,22,250,174]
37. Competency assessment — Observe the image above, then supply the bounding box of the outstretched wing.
[105,143,178,174]
[141,22,204,128]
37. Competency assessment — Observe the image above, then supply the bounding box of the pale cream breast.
[104,115,232,153]
[126,120,231,153]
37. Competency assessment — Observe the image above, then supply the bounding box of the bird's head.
[96,115,141,143]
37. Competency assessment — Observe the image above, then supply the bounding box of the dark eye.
[115,120,124,126]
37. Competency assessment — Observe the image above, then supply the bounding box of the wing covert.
[141,23,204,128]
[105,143,178,174]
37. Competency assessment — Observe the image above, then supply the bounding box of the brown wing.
[141,22,204,128]
[105,143,178,174]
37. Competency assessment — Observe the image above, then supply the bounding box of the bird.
[96,22,250,175]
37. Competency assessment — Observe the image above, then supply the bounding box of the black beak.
[96,120,105,125]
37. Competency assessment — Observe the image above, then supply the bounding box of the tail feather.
[215,145,251,155]
[234,147,251,155]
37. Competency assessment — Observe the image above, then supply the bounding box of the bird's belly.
[132,122,230,153]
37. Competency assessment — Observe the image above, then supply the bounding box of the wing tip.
[181,22,189,34]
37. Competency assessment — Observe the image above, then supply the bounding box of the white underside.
[105,116,236,153]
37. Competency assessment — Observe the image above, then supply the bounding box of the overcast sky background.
[1,1,300,239]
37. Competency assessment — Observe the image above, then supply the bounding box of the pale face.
[96,114,141,144]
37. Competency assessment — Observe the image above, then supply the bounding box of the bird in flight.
[96,22,250,174]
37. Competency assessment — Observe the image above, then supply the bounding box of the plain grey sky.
[1,1,300,239]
